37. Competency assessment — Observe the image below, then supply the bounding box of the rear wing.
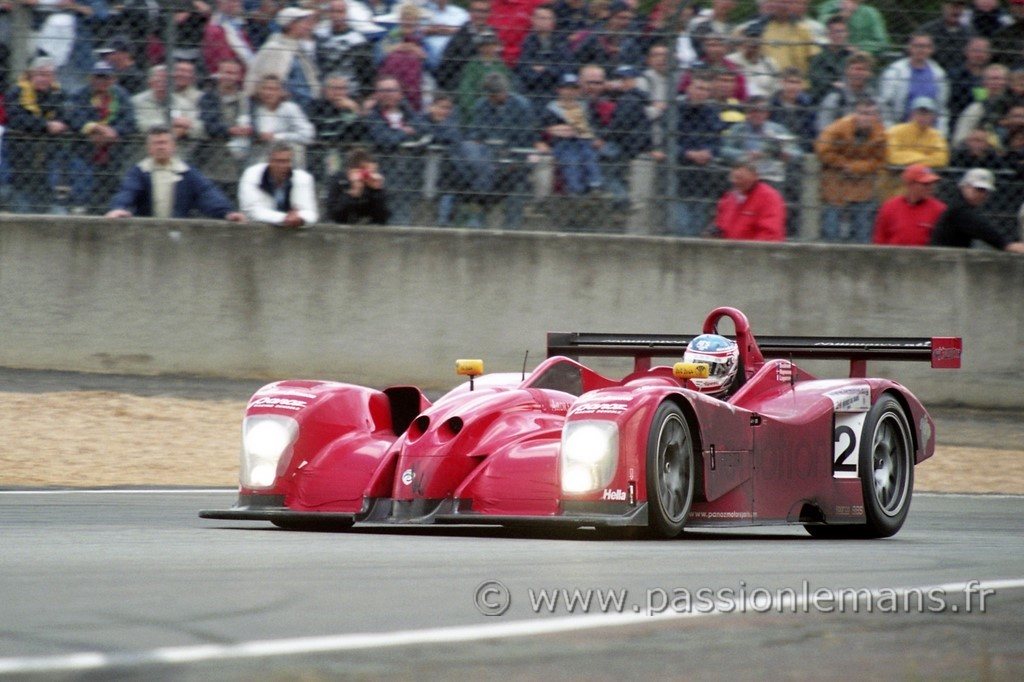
[546,332,962,377]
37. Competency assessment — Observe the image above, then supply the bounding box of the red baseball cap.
[902,164,941,184]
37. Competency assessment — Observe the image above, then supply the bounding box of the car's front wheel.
[645,402,696,538]
[805,395,914,539]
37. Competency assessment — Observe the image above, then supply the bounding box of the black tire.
[804,395,914,539]
[859,395,914,537]
[645,402,696,538]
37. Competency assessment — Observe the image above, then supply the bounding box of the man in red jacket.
[712,162,787,241]
[872,163,947,246]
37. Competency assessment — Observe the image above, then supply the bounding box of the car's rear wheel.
[645,402,695,539]
[805,395,914,539]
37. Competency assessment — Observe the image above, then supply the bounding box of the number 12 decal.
[833,413,867,479]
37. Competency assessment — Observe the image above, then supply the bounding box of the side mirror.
[455,359,484,377]
[673,362,709,380]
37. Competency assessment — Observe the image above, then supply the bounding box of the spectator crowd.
[0,0,1023,250]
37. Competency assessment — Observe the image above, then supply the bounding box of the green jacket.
[817,1,890,56]
[457,59,516,120]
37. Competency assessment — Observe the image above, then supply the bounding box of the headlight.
[560,421,619,494]
[240,415,299,489]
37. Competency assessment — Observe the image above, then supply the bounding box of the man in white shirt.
[423,0,470,70]
[239,142,319,228]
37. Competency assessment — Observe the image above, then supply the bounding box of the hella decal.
[602,489,627,501]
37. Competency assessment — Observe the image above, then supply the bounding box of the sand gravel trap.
[0,391,1021,494]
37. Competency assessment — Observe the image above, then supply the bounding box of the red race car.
[200,307,961,538]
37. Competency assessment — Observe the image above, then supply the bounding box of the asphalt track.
[1,490,1022,680]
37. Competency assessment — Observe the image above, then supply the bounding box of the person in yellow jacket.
[814,96,887,242]
[883,96,949,198]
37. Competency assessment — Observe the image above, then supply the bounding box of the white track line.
[0,579,1022,675]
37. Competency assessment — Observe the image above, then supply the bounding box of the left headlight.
[560,420,619,494]
[240,415,299,489]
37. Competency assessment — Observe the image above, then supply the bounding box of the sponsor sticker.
[602,489,627,501]
[825,386,871,412]
[571,402,629,416]
[248,396,307,411]
[401,468,415,486]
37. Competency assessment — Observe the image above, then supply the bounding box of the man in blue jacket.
[106,125,246,221]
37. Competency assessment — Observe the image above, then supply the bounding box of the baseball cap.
[911,96,937,112]
[91,60,115,76]
[559,73,579,87]
[614,65,640,78]
[902,164,940,184]
[961,168,996,191]
[277,7,314,27]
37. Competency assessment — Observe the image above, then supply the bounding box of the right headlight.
[560,421,619,494]
[240,415,299,489]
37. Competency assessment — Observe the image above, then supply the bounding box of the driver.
[682,334,740,398]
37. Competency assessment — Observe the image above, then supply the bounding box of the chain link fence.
[0,0,1021,241]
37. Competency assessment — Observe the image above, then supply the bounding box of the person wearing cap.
[464,72,537,228]
[4,56,70,213]
[815,96,887,243]
[872,164,947,246]
[97,36,146,95]
[713,161,786,241]
[540,72,603,196]
[878,33,950,134]
[885,96,950,171]
[105,125,245,222]
[915,1,977,74]
[245,6,320,111]
[65,60,137,213]
[931,168,1024,252]
[203,0,256,77]
[457,28,515,118]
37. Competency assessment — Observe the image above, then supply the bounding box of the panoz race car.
[200,307,962,539]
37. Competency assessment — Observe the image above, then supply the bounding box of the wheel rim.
[655,413,693,523]
[871,411,911,516]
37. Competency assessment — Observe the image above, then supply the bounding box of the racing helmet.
[683,334,740,396]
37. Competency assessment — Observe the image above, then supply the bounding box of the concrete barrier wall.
[1,216,1021,408]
